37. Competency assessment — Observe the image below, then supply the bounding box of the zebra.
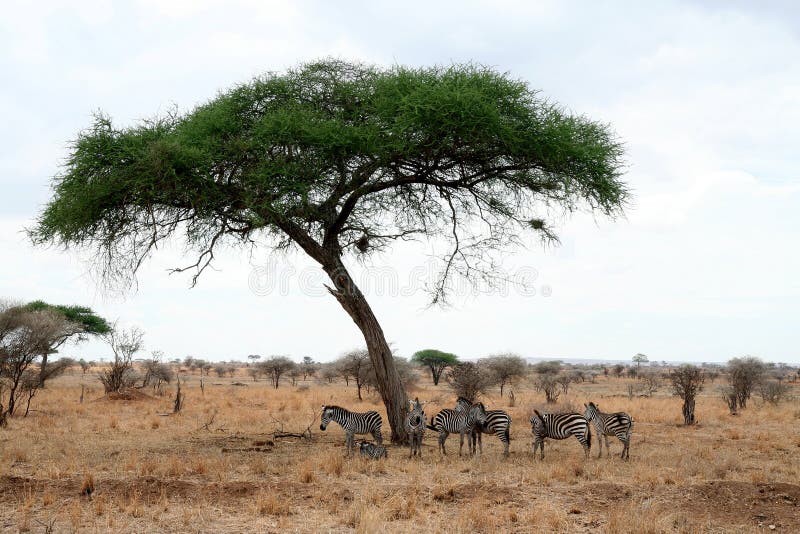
[404,397,426,458]
[320,405,383,456]
[428,401,487,455]
[529,409,591,460]
[454,397,512,456]
[583,402,632,460]
[358,441,388,459]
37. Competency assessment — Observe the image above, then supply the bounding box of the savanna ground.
[1,370,798,533]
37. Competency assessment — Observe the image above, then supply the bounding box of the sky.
[1,1,799,364]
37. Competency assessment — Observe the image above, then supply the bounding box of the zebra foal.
[320,405,383,456]
[529,409,591,460]
[583,402,632,460]
[404,397,427,458]
[428,401,487,455]
[455,398,511,456]
[359,441,388,459]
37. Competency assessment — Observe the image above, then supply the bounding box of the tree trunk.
[431,366,441,386]
[323,259,409,443]
[39,353,49,388]
[682,397,696,425]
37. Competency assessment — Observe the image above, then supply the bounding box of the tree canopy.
[412,349,459,385]
[30,59,628,441]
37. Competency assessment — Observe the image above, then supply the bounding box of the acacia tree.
[258,355,296,389]
[336,349,371,400]
[482,353,527,396]
[22,301,110,386]
[31,60,627,441]
[412,349,460,386]
[669,365,704,426]
[99,325,144,393]
[1,303,68,421]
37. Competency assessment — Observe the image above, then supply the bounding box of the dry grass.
[0,370,798,532]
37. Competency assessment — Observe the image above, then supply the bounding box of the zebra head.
[409,398,425,426]
[320,405,334,430]
[454,396,472,413]
[468,402,488,425]
[530,409,545,432]
[583,402,599,419]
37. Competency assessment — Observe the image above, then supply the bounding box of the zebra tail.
[427,423,436,430]
[587,425,592,449]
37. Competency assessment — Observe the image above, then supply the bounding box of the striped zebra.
[404,397,427,458]
[529,409,591,460]
[455,398,511,456]
[358,441,388,459]
[320,405,383,456]
[428,401,487,455]
[583,402,632,460]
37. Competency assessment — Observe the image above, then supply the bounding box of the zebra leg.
[459,431,465,456]
[605,435,611,458]
[373,429,383,445]
[595,426,603,458]
[345,433,354,457]
[439,431,447,455]
[501,429,509,456]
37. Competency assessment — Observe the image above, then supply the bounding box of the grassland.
[1,370,798,533]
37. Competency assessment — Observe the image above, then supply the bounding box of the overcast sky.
[1,1,798,364]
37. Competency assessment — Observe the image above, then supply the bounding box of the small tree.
[632,353,648,367]
[668,365,704,425]
[258,356,295,389]
[1,303,72,419]
[320,363,338,384]
[141,352,173,393]
[612,364,625,378]
[247,366,261,382]
[336,349,371,400]
[482,353,527,396]
[758,380,789,405]
[535,374,561,403]
[640,370,661,397]
[445,362,493,402]
[301,356,319,380]
[78,358,91,376]
[531,360,561,376]
[98,325,144,393]
[22,301,110,385]
[727,356,766,410]
[556,373,573,395]
[411,349,459,386]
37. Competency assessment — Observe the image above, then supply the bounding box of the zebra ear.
[584,403,587,408]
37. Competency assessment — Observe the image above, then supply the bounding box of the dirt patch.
[570,480,800,531]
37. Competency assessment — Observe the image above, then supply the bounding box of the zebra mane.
[322,404,344,411]
[532,409,545,422]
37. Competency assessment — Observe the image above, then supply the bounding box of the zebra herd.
[319,399,633,460]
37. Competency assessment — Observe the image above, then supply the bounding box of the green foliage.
[23,301,110,342]
[31,59,627,300]
[411,349,459,366]
[412,349,459,385]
